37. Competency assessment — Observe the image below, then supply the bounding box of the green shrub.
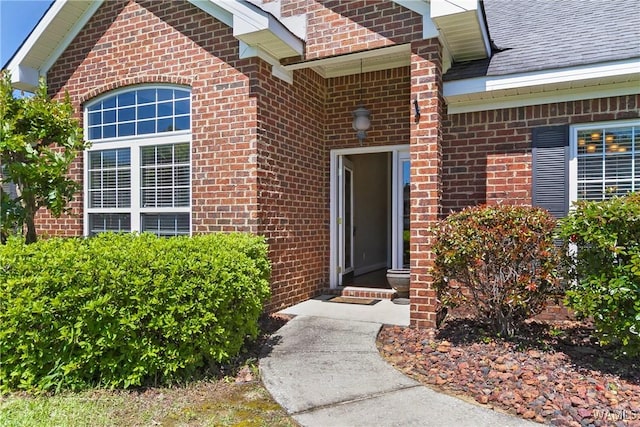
[559,193,640,356]
[0,233,271,392]
[433,204,562,336]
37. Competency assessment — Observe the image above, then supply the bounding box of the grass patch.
[0,381,296,427]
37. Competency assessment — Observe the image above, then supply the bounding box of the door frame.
[329,144,409,288]
[339,156,355,276]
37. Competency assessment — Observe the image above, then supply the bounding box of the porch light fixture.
[413,98,421,121]
[352,59,370,144]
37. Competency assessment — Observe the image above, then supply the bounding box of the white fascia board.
[475,3,491,57]
[42,0,104,74]
[8,0,102,89]
[431,0,477,16]
[431,0,490,57]
[219,0,303,57]
[446,80,640,114]
[445,59,640,99]
[5,0,66,73]
[191,1,304,58]
[284,44,411,72]
[392,0,438,39]
[8,65,40,92]
[239,41,293,84]
[187,0,233,26]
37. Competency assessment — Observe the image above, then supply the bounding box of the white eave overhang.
[281,0,487,80]
[444,58,640,114]
[190,0,303,82]
[5,0,102,92]
[284,44,412,79]
[430,0,491,63]
[5,0,303,91]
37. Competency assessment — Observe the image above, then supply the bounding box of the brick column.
[409,39,443,329]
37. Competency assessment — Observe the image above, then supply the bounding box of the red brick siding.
[442,95,640,213]
[326,66,411,150]
[281,1,422,59]
[256,65,413,311]
[409,39,443,329]
[43,0,261,238]
[255,65,328,311]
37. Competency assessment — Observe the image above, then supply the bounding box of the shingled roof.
[444,0,640,81]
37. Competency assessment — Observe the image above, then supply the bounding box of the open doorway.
[330,145,410,289]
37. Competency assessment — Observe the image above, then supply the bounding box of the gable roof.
[445,0,640,81]
[4,0,303,91]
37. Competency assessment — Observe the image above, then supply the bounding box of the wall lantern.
[352,59,370,144]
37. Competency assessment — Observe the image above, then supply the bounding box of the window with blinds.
[575,124,638,201]
[84,86,191,237]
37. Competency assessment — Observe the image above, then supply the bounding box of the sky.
[1,0,53,67]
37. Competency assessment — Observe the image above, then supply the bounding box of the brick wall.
[255,65,328,310]
[326,66,411,150]
[38,0,421,313]
[409,39,444,329]
[255,65,412,310]
[44,0,261,237]
[281,1,422,59]
[442,95,640,213]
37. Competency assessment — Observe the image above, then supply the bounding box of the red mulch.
[377,318,640,426]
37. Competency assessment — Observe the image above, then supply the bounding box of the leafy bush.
[0,233,271,392]
[559,193,640,356]
[433,204,561,336]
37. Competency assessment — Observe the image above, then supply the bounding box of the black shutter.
[532,125,569,218]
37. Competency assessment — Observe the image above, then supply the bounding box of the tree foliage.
[0,71,86,243]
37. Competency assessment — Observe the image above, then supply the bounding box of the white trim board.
[444,58,640,113]
[446,80,640,114]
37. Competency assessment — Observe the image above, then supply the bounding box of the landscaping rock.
[377,318,640,426]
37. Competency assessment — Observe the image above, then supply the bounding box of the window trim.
[569,119,639,205]
[83,85,192,236]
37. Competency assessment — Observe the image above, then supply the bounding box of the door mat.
[326,296,381,305]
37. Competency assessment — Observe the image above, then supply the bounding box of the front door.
[338,156,354,284]
[330,145,410,289]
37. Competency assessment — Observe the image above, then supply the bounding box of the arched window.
[84,86,191,236]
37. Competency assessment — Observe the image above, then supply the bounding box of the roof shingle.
[444,0,640,81]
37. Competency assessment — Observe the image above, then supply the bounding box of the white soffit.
[6,0,102,92]
[430,0,490,62]
[284,44,411,79]
[444,58,640,113]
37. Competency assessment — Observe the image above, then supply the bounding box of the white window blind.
[576,124,638,201]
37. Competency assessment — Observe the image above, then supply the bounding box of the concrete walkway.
[260,296,537,427]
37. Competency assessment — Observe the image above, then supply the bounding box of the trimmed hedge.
[0,233,271,392]
[559,193,640,356]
